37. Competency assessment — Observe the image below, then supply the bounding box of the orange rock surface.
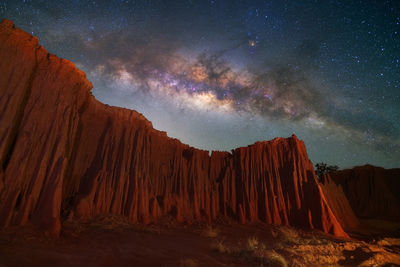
[0,19,347,237]
[330,165,400,221]
[319,174,360,229]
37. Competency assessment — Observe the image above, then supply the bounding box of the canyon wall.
[329,165,400,222]
[0,19,347,237]
[319,174,360,229]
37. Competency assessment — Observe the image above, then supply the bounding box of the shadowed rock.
[329,165,400,222]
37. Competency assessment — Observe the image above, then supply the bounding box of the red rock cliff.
[0,20,347,237]
[319,174,360,229]
[329,165,400,222]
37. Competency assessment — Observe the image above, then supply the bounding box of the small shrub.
[211,240,230,253]
[247,236,265,251]
[262,250,288,267]
[278,226,300,244]
[203,226,219,238]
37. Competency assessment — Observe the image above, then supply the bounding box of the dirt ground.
[0,215,399,267]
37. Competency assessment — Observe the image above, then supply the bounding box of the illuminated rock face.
[319,174,360,229]
[0,19,347,237]
[329,165,400,222]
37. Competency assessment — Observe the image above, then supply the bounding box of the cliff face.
[329,165,400,222]
[319,174,359,229]
[0,20,347,237]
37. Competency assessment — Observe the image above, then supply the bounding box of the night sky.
[1,0,399,168]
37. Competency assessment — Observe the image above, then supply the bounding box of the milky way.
[1,0,399,168]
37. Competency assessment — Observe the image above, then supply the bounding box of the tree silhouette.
[315,162,339,178]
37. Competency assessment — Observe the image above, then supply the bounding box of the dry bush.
[203,226,219,238]
[262,250,288,267]
[247,236,259,251]
[277,226,301,244]
[246,236,265,251]
[211,240,230,254]
[251,248,288,266]
[210,236,288,266]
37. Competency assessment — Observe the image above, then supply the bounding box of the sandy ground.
[0,215,399,267]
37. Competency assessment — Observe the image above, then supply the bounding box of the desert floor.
[0,216,399,266]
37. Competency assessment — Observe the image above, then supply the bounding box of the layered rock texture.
[329,165,400,222]
[319,174,360,229]
[0,19,347,237]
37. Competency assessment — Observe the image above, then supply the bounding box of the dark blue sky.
[2,0,399,168]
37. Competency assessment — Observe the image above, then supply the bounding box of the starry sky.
[1,0,399,168]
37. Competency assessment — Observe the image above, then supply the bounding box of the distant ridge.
[329,165,400,222]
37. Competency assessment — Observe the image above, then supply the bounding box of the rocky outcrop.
[319,174,360,229]
[0,19,347,237]
[329,165,400,222]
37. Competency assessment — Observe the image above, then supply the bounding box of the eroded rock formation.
[329,165,400,221]
[319,174,360,229]
[0,19,347,237]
